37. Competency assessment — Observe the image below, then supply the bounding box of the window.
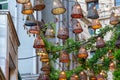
[115,0,120,6]
[87,1,99,10]
[0,0,8,10]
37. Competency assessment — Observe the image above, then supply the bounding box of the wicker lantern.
[21,2,34,15]
[71,2,83,18]
[29,24,40,34]
[40,53,49,62]
[24,14,37,26]
[33,36,45,48]
[96,37,105,48]
[16,0,30,4]
[110,12,119,25]
[109,62,115,71]
[41,63,50,71]
[78,47,88,59]
[33,0,45,11]
[36,48,46,55]
[45,26,55,38]
[107,50,114,59]
[115,36,120,48]
[57,24,69,40]
[79,71,87,80]
[92,19,102,30]
[59,50,70,63]
[87,4,99,19]
[51,0,66,15]
[96,74,104,80]
[59,71,67,80]
[72,19,83,34]
[70,74,78,80]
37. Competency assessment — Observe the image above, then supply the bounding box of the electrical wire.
[18,55,38,60]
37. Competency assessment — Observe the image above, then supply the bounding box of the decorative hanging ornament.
[110,12,119,25]
[33,36,45,48]
[96,37,105,48]
[70,74,78,80]
[45,26,55,38]
[109,61,115,71]
[33,0,45,11]
[36,48,46,56]
[59,71,67,80]
[24,14,37,26]
[115,36,120,48]
[21,1,34,15]
[71,2,83,18]
[72,19,83,34]
[92,19,102,30]
[78,47,88,59]
[57,24,69,40]
[16,0,30,4]
[51,0,66,15]
[29,22,40,34]
[96,74,105,80]
[87,4,99,19]
[41,63,50,71]
[79,71,87,80]
[107,50,114,59]
[40,53,49,62]
[59,50,70,63]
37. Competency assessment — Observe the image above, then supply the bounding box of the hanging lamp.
[36,48,46,56]
[59,50,70,63]
[96,37,105,48]
[33,0,45,11]
[41,63,50,71]
[110,12,119,25]
[87,4,99,19]
[45,26,55,38]
[22,1,34,15]
[71,2,83,18]
[91,19,102,30]
[40,53,49,62]
[57,24,69,40]
[33,36,45,48]
[29,25,40,34]
[24,14,37,26]
[72,19,83,34]
[78,47,88,59]
[51,0,66,15]
[59,71,67,80]
[109,61,115,71]
[116,36,120,48]
[16,0,30,4]
[70,74,78,80]
[79,71,87,80]
[107,50,114,59]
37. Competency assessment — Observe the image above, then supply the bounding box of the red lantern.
[59,50,70,63]
[33,36,45,48]
[78,47,88,59]
[71,2,83,18]
[72,19,83,34]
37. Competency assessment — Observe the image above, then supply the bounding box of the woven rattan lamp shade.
[33,0,45,11]
[16,0,30,4]
[51,0,66,15]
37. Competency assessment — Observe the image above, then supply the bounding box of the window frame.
[0,0,8,10]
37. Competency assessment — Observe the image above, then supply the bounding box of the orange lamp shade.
[21,2,34,14]
[78,47,88,59]
[91,19,102,30]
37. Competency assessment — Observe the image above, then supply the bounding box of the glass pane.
[2,3,8,9]
[116,0,120,6]
[0,0,7,2]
